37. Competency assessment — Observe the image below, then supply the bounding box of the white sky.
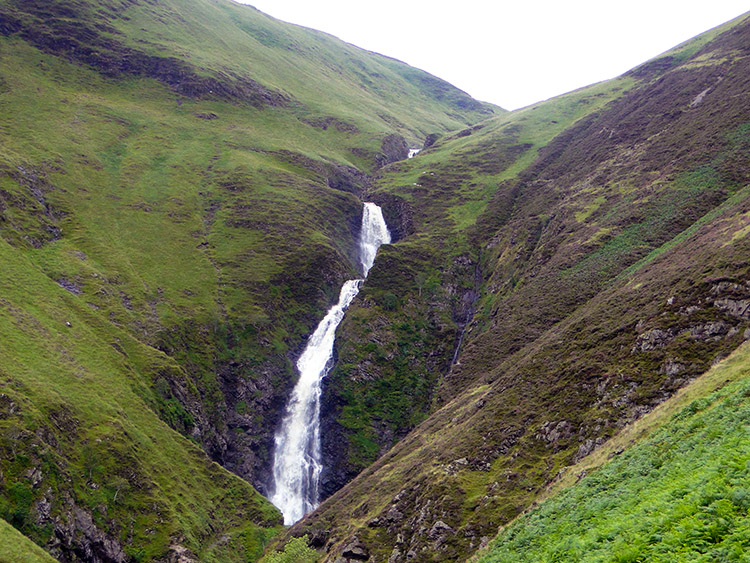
[233,1,749,110]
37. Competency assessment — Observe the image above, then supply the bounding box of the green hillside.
[1,0,750,561]
[477,341,750,562]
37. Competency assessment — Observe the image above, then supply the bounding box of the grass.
[476,341,750,563]
[0,518,58,563]
[2,1,749,562]
[0,234,282,560]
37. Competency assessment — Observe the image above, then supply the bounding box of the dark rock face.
[214,359,290,495]
[37,493,127,563]
[318,389,357,499]
[379,135,409,166]
[370,192,414,242]
[422,133,440,149]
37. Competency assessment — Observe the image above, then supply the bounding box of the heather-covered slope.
[0,0,494,559]
[477,341,750,563]
[288,13,750,561]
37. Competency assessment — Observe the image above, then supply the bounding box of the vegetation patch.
[478,343,750,563]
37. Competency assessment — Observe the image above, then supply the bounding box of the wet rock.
[370,192,414,242]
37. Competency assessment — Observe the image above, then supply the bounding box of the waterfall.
[270,202,391,525]
[359,203,391,277]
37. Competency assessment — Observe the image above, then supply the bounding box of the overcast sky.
[233,1,749,110]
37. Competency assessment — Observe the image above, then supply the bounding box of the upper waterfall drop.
[269,202,390,525]
[360,202,391,277]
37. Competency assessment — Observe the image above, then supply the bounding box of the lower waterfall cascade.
[269,202,391,525]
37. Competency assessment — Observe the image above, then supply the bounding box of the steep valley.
[0,1,749,562]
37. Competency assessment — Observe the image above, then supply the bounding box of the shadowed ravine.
[270,202,391,524]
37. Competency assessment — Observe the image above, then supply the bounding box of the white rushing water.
[359,203,391,277]
[270,202,391,525]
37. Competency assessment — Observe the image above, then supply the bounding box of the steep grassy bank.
[291,12,750,562]
[477,341,750,562]
[0,234,282,561]
[0,518,58,563]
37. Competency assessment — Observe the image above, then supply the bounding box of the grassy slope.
[476,341,750,563]
[291,12,750,562]
[0,0,494,559]
[0,0,496,140]
[0,234,281,561]
[0,518,58,563]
